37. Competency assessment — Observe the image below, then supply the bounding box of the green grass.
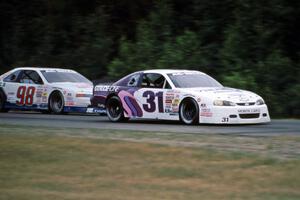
[0,125,300,199]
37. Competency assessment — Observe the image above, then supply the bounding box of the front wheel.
[179,98,199,125]
[106,96,127,122]
[49,91,64,114]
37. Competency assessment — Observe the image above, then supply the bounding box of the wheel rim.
[50,93,63,112]
[107,99,122,119]
[180,99,198,124]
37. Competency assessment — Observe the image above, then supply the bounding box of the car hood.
[50,82,93,93]
[187,87,261,103]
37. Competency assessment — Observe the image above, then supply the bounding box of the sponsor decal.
[8,92,15,96]
[165,99,172,104]
[66,97,73,101]
[65,101,75,106]
[200,108,213,117]
[165,108,172,113]
[95,85,119,92]
[200,103,206,107]
[165,95,174,100]
[167,90,180,94]
[172,108,179,112]
[97,104,105,108]
[42,96,47,102]
[86,107,106,114]
[36,88,44,98]
[238,109,260,113]
[172,99,180,106]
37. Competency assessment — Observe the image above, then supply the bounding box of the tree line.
[0,0,299,117]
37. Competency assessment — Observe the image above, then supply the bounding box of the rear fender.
[0,87,7,102]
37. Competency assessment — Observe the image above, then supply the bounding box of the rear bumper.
[199,104,271,124]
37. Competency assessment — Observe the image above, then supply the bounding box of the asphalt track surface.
[0,112,299,136]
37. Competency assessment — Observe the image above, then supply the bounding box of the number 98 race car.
[0,67,93,113]
[90,69,270,124]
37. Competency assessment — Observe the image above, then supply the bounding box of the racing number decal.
[16,86,36,105]
[142,91,164,113]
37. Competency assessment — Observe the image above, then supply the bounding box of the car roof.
[142,69,206,75]
[12,67,74,71]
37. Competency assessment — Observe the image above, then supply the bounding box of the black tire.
[106,96,127,122]
[179,98,199,125]
[0,91,9,112]
[49,91,65,114]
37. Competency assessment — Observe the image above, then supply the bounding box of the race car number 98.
[16,86,36,105]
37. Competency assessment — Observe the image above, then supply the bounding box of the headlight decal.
[213,100,236,106]
[256,99,265,105]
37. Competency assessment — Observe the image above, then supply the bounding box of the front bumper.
[199,104,271,124]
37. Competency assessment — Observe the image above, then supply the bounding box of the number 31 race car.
[90,69,270,124]
[0,67,93,113]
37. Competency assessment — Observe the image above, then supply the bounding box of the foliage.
[0,0,299,117]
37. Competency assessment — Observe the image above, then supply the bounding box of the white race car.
[90,69,270,124]
[0,67,93,113]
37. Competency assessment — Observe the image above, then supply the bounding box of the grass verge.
[0,124,300,199]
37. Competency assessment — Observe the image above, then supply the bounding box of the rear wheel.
[49,91,64,114]
[0,92,9,112]
[179,98,199,125]
[106,96,127,122]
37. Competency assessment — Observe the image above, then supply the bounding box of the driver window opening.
[19,70,43,85]
[141,73,171,89]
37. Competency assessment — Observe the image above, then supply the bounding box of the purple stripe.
[124,96,137,116]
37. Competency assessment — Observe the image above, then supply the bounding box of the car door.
[5,70,44,109]
[134,73,178,120]
[2,70,22,106]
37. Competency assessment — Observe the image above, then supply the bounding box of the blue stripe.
[124,96,137,116]
[5,102,88,113]
[5,102,48,110]
[63,106,87,113]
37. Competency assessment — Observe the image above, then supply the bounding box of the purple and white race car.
[89,69,270,124]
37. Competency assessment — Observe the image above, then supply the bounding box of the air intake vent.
[236,102,255,106]
[239,113,260,119]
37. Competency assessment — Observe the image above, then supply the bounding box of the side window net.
[141,73,165,88]
[19,70,43,84]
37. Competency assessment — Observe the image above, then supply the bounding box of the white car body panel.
[0,67,93,112]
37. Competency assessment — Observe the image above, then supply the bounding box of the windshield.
[168,73,222,88]
[41,71,91,84]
